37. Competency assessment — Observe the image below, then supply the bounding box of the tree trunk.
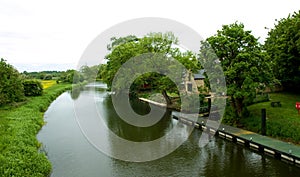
[235,98,244,118]
[230,97,244,119]
[162,90,172,105]
[230,98,238,116]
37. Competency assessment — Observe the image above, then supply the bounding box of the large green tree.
[202,22,274,120]
[264,10,300,92]
[0,58,24,105]
[103,32,199,105]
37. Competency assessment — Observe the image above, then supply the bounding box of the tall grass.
[0,83,72,176]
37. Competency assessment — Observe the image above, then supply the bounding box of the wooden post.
[261,109,266,136]
[208,97,211,113]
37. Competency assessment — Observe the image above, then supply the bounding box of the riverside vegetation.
[0,82,72,176]
[0,59,90,176]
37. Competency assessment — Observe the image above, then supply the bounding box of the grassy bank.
[0,83,72,176]
[242,92,300,144]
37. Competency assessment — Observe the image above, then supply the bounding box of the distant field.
[243,92,300,144]
[41,80,56,89]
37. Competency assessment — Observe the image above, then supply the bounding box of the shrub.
[23,80,43,96]
[0,58,24,105]
[222,105,240,126]
[43,74,52,80]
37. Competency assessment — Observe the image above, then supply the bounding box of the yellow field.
[41,80,56,89]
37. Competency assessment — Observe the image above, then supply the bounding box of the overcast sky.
[0,0,299,71]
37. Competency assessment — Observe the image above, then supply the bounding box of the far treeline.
[0,60,100,106]
[22,65,103,83]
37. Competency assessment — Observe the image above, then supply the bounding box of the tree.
[103,32,199,105]
[59,69,84,83]
[43,74,52,80]
[80,65,98,81]
[264,10,300,92]
[97,64,107,80]
[0,58,24,105]
[107,35,138,51]
[202,22,275,120]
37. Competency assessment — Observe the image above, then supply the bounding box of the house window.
[187,83,192,92]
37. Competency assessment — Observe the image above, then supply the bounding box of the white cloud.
[0,0,299,71]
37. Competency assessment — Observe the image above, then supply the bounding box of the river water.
[37,83,300,177]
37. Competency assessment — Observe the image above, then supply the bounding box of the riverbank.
[141,97,300,166]
[140,92,300,145]
[137,92,181,111]
[0,83,73,176]
[174,114,300,166]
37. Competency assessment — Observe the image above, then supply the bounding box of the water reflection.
[70,83,108,100]
[99,95,173,142]
[70,87,81,100]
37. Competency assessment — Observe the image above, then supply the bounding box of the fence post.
[261,108,266,136]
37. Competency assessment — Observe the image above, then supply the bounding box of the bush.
[0,58,24,105]
[23,80,43,96]
[43,74,52,80]
[222,105,240,126]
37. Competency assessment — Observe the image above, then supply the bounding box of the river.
[37,83,300,177]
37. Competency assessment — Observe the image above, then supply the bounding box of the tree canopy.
[264,10,300,92]
[103,32,200,105]
[0,58,25,105]
[202,22,275,120]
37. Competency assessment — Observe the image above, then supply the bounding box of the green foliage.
[0,58,25,105]
[97,64,107,80]
[23,71,63,80]
[264,10,300,92]
[222,104,240,126]
[103,32,200,104]
[43,74,52,80]
[54,65,105,84]
[203,22,275,119]
[23,80,43,96]
[59,69,84,83]
[80,65,99,82]
[0,83,72,176]
[107,35,138,51]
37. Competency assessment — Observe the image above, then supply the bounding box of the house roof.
[194,69,205,80]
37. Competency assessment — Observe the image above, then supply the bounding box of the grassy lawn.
[243,92,300,144]
[0,83,71,176]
